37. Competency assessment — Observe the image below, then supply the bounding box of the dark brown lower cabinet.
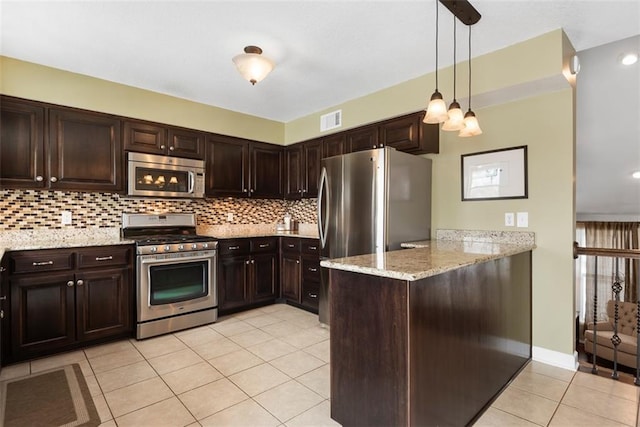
[1,245,134,364]
[280,237,320,313]
[329,252,532,426]
[218,238,279,314]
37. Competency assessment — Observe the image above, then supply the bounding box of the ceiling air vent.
[320,110,342,132]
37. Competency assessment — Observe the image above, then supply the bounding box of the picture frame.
[461,145,528,201]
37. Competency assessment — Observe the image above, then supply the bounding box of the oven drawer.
[281,237,300,253]
[8,249,74,274]
[77,245,133,269]
[218,239,250,256]
[250,237,278,253]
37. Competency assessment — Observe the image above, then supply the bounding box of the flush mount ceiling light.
[232,45,274,85]
[620,52,638,66]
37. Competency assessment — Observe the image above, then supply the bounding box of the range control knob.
[203,243,209,249]
[191,243,198,250]
[178,244,185,251]
[150,247,158,253]
[164,245,171,252]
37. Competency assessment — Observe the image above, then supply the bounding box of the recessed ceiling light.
[632,171,640,179]
[621,53,638,66]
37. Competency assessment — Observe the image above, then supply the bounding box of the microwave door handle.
[188,171,195,194]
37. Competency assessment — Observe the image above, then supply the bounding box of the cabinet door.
[168,128,205,160]
[302,139,322,198]
[205,136,250,197]
[251,253,278,302]
[75,268,131,342]
[218,256,250,312]
[0,97,46,189]
[323,134,346,158]
[281,254,301,303]
[347,125,379,153]
[379,112,439,154]
[251,142,283,198]
[10,273,75,360]
[123,120,166,155]
[49,108,123,192]
[284,144,303,199]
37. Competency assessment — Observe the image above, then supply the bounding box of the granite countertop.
[321,231,536,282]
[0,228,134,259]
[197,224,319,240]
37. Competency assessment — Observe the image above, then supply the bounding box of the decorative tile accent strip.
[0,190,318,230]
[436,229,535,245]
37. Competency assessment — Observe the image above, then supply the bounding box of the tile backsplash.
[0,190,318,230]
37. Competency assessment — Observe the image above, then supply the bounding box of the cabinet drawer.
[219,239,250,256]
[301,239,319,255]
[302,257,320,282]
[9,249,74,274]
[77,245,133,269]
[281,237,300,253]
[302,281,320,310]
[250,237,278,253]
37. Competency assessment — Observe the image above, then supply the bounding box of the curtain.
[579,221,639,326]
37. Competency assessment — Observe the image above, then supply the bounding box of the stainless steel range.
[122,213,218,339]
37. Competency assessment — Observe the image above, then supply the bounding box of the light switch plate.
[61,211,72,225]
[517,212,528,228]
[504,212,515,227]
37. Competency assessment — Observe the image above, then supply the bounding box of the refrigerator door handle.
[318,166,329,249]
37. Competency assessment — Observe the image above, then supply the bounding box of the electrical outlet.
[61,211,72,225]
[504,212,515,227]
[227,212,234,222]
[517,212,529,228]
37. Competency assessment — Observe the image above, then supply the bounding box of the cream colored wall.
[0,56,285,144]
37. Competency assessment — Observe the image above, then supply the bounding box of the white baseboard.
[532,346,579,371]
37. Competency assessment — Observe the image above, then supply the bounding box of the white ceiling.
[1,0,639,123]
[1,1,639,219]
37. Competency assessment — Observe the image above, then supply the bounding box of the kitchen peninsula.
[321,232,535,426]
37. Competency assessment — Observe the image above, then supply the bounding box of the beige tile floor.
[1,303,638,427]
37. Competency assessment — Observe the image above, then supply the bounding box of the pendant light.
[424,1,448,124]
[459,25,482,137]
[442,17,464,131]
[232,45,275,85]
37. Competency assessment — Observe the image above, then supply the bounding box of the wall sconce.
[232,45,275,85]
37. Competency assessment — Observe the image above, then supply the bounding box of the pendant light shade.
[424,1,448,124]
[443,17,463,131]
[232,45,274,85]
[459,24,482,137]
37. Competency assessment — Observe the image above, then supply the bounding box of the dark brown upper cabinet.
[123,119,204,160]
[379,111,439,155]
[205,136,282,199]
[347,125,379,153]
[49,108,123,192]
[0,97,46,189]
[284,138,322,200]
[322,133,346,158]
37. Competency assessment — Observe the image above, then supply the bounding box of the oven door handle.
[188,171,195,194]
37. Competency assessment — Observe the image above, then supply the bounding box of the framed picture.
[461,145,528,201]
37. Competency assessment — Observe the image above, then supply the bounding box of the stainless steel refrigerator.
[318,147,432,324]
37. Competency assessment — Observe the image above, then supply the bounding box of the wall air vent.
[320,110,342,132]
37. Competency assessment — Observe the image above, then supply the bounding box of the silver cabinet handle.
[309,267,318,272]
[372,145,377,148]
[245,260,250,265]
[308,246,317,250]
[243,188,248,193]
[0,267,6,272]
[95,256,113,261]
[35,175,44,182]
[259,244,269,248]
[296,260,300,264]
[169,146,175,151]
[309,292,318,299]
[67,280,74,287]
[32,260,54,266]
[76,280,84,286]
[0,296,7,300]
[229,246,240,250]
[50,177,58,183]
[160,145,165,149]
[287,244,295,248]
[251,259,255,264]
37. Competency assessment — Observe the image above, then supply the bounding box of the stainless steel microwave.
[127,152,205,198]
